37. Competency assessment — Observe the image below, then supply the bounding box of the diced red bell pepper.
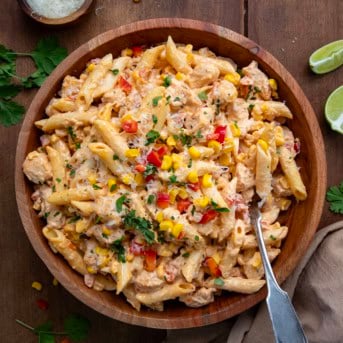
[199,209,218,224]
[132,46,144,57]
[145,174,155,182]
[294,141,300,154]
[130,240,145,256]
[36,299,49,310]
[118,76,132,94]
[177,199,192,214]
[122,119,138,133]
[214,125,227,143]
[187,181,200,192]
[156,145,169,158]
[156,192,170,208]
[135,164,146,173]
[144,249,157,272]
[147,150,162,167]
[206,133,220,141]
[177,231,186,240]
[205,257,222,277]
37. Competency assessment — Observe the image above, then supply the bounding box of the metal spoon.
[250,200,308,343]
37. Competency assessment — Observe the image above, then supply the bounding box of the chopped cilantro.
[169,175,177,183]
[197,91,208,101]
[110,184,117,192]
[254,86,261,93]
[182,252,190,258]
[163,75,172,87]
[195,130,203,139]
[173,96,181,102]
[101,233,108,239]
[95,216,102,224]
[69,169,76,177]
[123,210,155,244]
[92,184,101,190]
[215,99,221,115]
[269,234,277,241]
[147,194,155,204]
[56,178,61,183]
[194,235,199,241]
[116,194,128,213]
[152,114,158,125]
[110,238,126,263]
[111,69,119,75]
[52,185,56,192]
[152,95,163,107]
[43,212,50,219]
[145,130,160,145]
[68,215,81,223]
[211,199,230,212]
[188,159,193,168]
[191,206,195,216]
[143,163,157,177]
[326,182,343,214]
[214,277,224,286]
[248,104,255,112]
[53,211,60,217]
[113,154,119,160]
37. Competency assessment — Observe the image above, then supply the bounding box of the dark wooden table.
[1,1,342,342]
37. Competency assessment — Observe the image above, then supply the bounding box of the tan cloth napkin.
[165,220,343,343]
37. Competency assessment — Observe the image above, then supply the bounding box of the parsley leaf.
[116,194,128,213]
[152,95,163,107]
[152,114,158,125]
[0,44,15,82]
[110,238,126,263]
[64,313,91,342]
[123,210,155,244]
[195,130,203,139]
[111,69,119,75]
[0,84,20,100]
[145,130,160,145]
[211,199,230,213]
[31,37,67,75]
[197,91,208,101]
[169,175,177,183]
[143,163,157,177]
[92,184,102,190]
[326,182,343,214]
[0,100,25,127]
[163,75,172,87]
[113,154,119,160]
[182,252,190,258]
[34,321,54,343]
[68,215,81,223]
[269,234,277,241]
[22,69,47,88]
[174,132,193,146]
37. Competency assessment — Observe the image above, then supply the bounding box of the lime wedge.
[309,40,343,74]
[325,85,343,134]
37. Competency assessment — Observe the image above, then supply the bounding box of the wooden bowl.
[17,0,94,26]
[15,18,326,329]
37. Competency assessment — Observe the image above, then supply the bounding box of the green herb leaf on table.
[0,84,20,100]
[0,100,25,127]
[326,182,343,214]
[63,314,91,342]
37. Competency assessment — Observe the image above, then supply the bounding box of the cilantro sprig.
[16,313,90,343]
[0,37,67,127]
[326,182,343,214]
[110,238,126,263]
[211,199,230,213]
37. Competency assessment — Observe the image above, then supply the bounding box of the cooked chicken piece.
[211,80,238,106]
[134,270,164,292]
[179,287,215,307]
[23,151,52,184]
[236,163,255,191]
[187,63,220,88]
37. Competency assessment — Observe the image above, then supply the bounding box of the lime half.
[325,85,343,134]
[309,40,343,74]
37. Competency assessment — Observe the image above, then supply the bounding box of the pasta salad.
[23,36,307,311]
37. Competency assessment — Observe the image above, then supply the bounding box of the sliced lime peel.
[325,85,343,134]
[310,40,343,74]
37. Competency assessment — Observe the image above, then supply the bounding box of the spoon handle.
[252,213,308,343]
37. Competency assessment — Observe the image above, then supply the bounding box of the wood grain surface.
[0,0,342,341]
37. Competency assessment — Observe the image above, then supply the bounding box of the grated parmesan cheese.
[26,0,85,19]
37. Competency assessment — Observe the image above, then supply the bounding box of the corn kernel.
[102,226,111,236]
[75,218,89,233]
[257,139,269,152]
[269,78,278,91]
[107,178,117,189]
[125,148,140,158]
[261,103,269,113]
[87,266,97,274]
[169,188,179,204]
[121,114,132,122]
[87,174,97,185]
[224,72,241,85]
[155,211,164,223]
[161,155,173,170]
[52,278,58,286]
[167,135,176,146]
[175,72,184,80]
[172,223,184,237]
[274,126,285,146]
[156,262,165,278]
[121,173,134,185]
[95,246,109,255]
[160,220,173,231]
[252,252,262,268]
[172,153,184,169]
[86,63,95,73]
[218,153,232,166]
[187,170,198,183]
[223,137,234,152]
[188,146,201,159]
[126,253,134,262]
[178,187,188,199]
[212,252,221,265]
[193,196,209,208]
[202,173,213,188]
[134,173,144,185]
[230,122,241,137]
[208,140,222,153]
[236,152,247,163]
[31,281,42,291]
[122,48,133,57]
[186,52,194,64]
[185,44,193,53]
